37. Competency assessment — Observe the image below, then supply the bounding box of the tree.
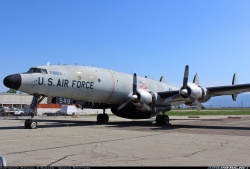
[6,89,17,93]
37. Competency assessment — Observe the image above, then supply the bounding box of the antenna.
[46,62,50,66]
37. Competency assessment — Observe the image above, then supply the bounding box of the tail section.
[160,76,166,83]
[193,73,200,86]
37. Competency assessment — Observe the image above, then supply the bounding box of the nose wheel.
[24,119,37,129]
[24,94,45,129]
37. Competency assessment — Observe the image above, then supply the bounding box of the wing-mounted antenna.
[232,73,238,101]
[160,76,166,83]
[193,73,200,86]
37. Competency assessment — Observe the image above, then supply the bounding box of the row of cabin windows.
[50,71,62,75]
[27,68,62,75]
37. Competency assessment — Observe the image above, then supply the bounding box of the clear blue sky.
[1,0,250,93]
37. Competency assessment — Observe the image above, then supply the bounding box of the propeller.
[165,65,205,109]
[117,73,151,111]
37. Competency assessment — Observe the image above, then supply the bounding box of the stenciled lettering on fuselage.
[37,77,94,89]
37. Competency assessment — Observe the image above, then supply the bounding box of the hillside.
[203,94,250,108]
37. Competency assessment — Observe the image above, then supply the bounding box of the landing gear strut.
[155,114,170,125]
[24,94,45,129]
[97,109,109,123]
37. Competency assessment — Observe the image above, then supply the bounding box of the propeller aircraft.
[3,64,250,129]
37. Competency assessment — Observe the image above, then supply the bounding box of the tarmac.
[0,114,250,167]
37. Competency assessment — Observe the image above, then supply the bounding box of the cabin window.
[50,71,62,75]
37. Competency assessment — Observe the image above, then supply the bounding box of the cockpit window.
[28,68,47,74]
[41,69,47,74]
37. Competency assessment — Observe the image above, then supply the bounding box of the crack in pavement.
[183,149,208,158]
[3,133,161,156]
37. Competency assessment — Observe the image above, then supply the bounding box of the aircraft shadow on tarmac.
[1,118,250,132]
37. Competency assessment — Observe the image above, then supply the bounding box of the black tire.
[156,115,163,125]
[97,114,103,123]
[103,114,109,123]
[156,115,169,125]
[165,115,170,124]
[29,120,37,129]
[161,115,167,125]
[24,119,31,128]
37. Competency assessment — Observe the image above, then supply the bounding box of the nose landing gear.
[24,94,45,129]
[24,119,37,129]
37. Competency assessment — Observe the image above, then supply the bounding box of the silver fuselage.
[19,65,179,105]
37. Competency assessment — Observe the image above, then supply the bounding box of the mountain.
[203,94,250,108]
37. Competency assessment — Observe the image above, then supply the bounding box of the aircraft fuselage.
[5,65,179,105]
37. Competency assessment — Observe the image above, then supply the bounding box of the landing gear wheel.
[24,119,31,128]
[24,119,37,129]
[156,115,170,125]
[97,114,109,123]
[97,114,103,122]
[165,115,170,124]
[103,114,109,123]
[29,120,37,129]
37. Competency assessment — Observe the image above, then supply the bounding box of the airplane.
[3,64,250,129]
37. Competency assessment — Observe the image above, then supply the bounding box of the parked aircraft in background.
[3,64,250,129]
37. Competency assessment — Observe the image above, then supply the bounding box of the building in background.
[0,93,47,109]
[0,93,111,115]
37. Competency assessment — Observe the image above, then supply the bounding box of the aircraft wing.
[207,83,250,96]
[157,90,179,98]
[157,83,250,102]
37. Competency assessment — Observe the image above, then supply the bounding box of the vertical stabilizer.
[160,76,166,83]
[193,73,200,86]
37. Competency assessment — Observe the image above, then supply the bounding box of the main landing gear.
[97,109,109,123]
[155,114,170,125]
[24,94,45,129]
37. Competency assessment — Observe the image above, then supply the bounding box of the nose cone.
[3,74,21,90]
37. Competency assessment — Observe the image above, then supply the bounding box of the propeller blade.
[117,100,131,111]
[189,96,205,109]
[139,101,151,111]
[118,73,138,111]
[183,65,189,88]
[133,73,137,95]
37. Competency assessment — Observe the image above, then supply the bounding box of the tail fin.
[193,73,200,86]
[160,76,166,83]
[232,73,238,101]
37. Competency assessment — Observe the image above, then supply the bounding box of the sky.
[1,0,250,93]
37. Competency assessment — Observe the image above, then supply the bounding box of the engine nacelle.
[183,83,211,104]
[131,89,155,108]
